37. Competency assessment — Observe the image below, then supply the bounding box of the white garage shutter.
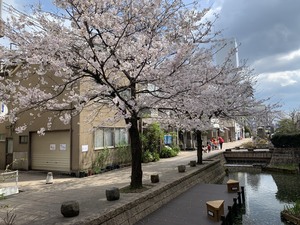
[31,131,70,172]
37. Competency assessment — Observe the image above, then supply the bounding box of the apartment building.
[0,64,129,174]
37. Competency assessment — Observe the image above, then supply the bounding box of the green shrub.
[152,152,160,162]
[172,145,180,154]
[142,150,154,163]
[271,133,300,148]
[141,123,163,154]
[91,148,109,172]
[142,150,160,163]
[283,200,300,217]
[241,141,255,149]
[160,146,178,158]
[116,144,131,164]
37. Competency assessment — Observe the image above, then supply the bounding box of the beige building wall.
[0,142,6,169]
[78,103,127,171]
[0,65,128,173]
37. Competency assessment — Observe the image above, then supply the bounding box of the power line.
[2,2,44,30]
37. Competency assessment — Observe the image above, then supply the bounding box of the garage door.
[31,131,70,172]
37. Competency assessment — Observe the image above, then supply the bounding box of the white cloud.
[279,48,300,61]
[258,70,300,87]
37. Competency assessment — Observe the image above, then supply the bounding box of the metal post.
[221,215,226,224]
[233,198,237,215]
[233,198,237,206]
[241,186,245,204]
[227,206,233,225]
[237,191,242,205]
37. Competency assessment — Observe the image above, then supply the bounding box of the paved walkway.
[0,139,251,225]
[135,183,240,225]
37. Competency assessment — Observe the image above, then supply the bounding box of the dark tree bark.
[128,116,143,189]
[196,130,203,164]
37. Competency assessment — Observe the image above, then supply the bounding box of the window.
[115,128,128,146]
[19,135,28,144]
[94,127,128,149]
[104,128,114,147]
[0,133,5,142]
[94,129,104,148]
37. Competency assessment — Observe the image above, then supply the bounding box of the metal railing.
[0,170,19,196]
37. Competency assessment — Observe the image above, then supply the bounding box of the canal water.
[223,172,300,225]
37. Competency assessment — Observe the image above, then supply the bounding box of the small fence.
[221,186,245,225]
[224,149,272,164]
[0,170,19,197]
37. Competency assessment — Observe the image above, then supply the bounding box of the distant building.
[213,38,245,141]
[0,0,3,38]
[215,38,239,68]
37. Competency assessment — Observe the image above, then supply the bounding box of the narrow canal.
[223,172,300,225]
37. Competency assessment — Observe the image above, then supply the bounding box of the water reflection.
[272,173,300,202]
[223,172,300,225]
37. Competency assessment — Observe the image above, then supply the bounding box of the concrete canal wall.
[224,147,300,166]
[79,154,226,225]
[269,148,300,165]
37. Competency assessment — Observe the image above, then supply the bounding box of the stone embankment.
[73,156,226,225]
[269,148,300,166]
[281,211,300,225]
[0,139,250,225]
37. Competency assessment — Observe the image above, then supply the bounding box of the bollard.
[237,191,242,205]
[189,160,197,167]
[227,206,233,224]
[106,187,120,201]
[151,174,159,183]
[178,165,186,173]
[46,172,53,184]
[233,198,237,206]
[241,186,245,204]
[61,200,80,217]
[220,215,226,223]
[232,198,238,215]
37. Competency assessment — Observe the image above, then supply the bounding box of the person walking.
[211,138,217,150]
[218,136,224,149]
[207,141,211,152]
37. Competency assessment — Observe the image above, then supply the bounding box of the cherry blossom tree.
[0,0,222,189]
[156,50,279,164]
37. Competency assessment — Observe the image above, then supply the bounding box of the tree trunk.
[128,117,143,189]
[196,130,203,164]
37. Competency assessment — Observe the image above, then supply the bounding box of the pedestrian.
[218,136,224,149]
[211,138,217,150]
[207,142,211,152]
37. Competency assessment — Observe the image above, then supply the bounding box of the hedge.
[271,133,300,148]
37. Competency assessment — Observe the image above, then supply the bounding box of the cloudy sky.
[209,0,300,113]
[1,0,300,112]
